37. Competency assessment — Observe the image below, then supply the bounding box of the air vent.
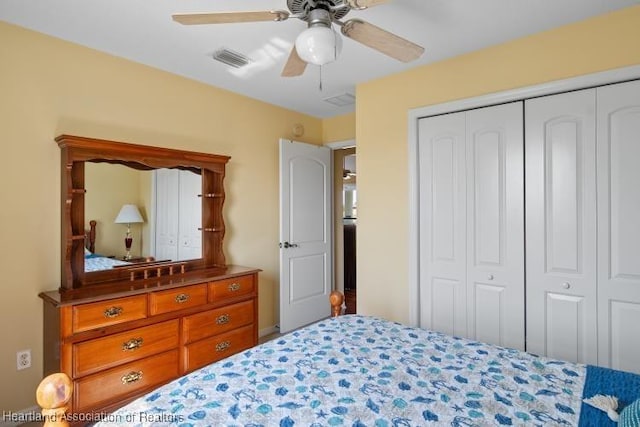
[212,48,251,68]
[323,93,356,107]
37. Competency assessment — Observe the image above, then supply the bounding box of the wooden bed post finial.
[330,291,344,317]
[36,372,73,427]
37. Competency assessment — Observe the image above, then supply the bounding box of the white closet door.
[466,103,524,350]
[418,112,467,337]
[597,80,640,374]
[525,89,598,364]
[177,170,202,261]
[154,169,179,261]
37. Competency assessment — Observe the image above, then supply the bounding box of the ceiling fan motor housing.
[287,0,350,22]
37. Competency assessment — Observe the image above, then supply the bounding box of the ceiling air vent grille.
[213,48,251,68]
[323,93,356,107]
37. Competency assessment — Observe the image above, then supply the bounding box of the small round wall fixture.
[292,123,305,137]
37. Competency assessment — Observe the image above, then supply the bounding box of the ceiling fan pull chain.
[319,65,324,91]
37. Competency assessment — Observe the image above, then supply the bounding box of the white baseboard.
[1,405,41,427]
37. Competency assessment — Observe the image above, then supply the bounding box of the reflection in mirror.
[343,154,357,220]
[84,163,202,272]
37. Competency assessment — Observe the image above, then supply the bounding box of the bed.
[37,293,640,426]
[83,220,132,272]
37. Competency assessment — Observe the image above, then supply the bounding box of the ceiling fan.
[172,0,425,77]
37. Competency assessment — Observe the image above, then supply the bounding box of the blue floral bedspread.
[84,255,130,272]
[95,315,587,426]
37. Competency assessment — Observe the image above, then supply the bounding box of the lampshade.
[114,204,144,224]
[295,25,343,66]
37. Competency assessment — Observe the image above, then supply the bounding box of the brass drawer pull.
[122,337,144,352]
[228,283,241,292]
[104,306,123,318]
[215,340,231,352]
[175,293,190,303]
[216,314,230,325]
[121,371,143,385]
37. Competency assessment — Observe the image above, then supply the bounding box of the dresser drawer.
[149,284,207,315]
[74,350,178,412]
[73,319,179,377]
[183,300,254,344]
[209,274,254,302]
[184,325,254,373]
[72,295,147,333]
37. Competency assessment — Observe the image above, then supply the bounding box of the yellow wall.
[0,21,323,411]
[85,163,146,257]
[356,5,640,322]
[323,112,356,143]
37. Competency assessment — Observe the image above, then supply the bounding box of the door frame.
[407,64,640,327]
[275,138,355,334]
[326,139,356,297]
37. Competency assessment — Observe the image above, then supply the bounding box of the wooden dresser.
[40,265,259,415]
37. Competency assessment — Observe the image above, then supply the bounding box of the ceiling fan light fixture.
[295,25,342,65]
[294,8,342,66]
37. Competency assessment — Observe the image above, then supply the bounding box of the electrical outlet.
[17,349,31,370]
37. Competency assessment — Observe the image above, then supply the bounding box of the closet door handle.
[562,282,571,290]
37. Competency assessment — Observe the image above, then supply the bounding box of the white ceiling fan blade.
[341,19,424,62]
[172,10,289,25]
[282,46,307,77]
[346,0,390,9]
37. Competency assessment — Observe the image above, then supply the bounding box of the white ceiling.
[1,0,636,118]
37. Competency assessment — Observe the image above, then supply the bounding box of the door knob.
[279,242,299,249]
[562,282,571,289]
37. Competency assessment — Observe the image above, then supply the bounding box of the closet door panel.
[544,292,586,363]
[178,170,203,261]
[609,302,640,372]
[473,283,505,345]
[431,278,465,336]
[154,169,180,261]
[418,112,467,337]
[466,102,524,350]
[525,89,597,364]
[597,79,640,374]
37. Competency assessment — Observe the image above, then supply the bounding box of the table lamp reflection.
[114,204,144,260]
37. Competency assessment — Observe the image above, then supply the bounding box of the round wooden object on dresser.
[36,372,73,427]
[330,291,344,317]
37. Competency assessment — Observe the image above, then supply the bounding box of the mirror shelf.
[57,134,230,291]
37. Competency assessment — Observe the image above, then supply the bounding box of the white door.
[418,112,468,337]
[465,103,524,350]
[154,168,179,261]
[177,170,202,260]
[279,139,332,333]
[418,103,524,347]
[525,89,598,364]
[597,80,640,374]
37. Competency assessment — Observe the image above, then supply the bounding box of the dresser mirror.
[57,135,230,291]
[85,163,203,272]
